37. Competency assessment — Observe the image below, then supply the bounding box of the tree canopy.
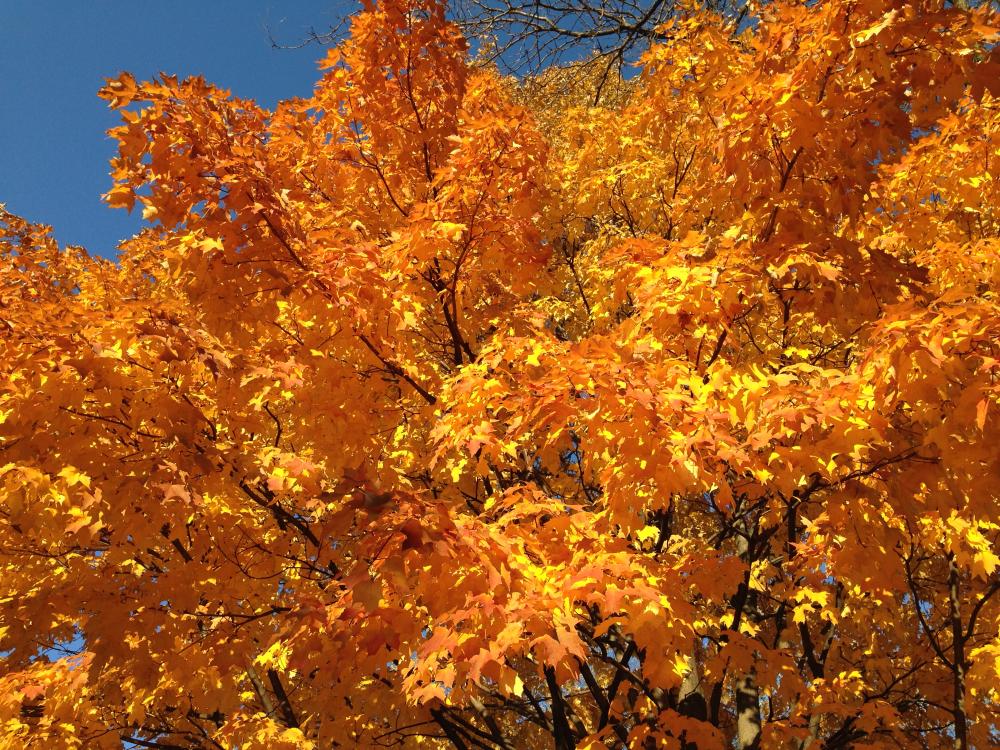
[2,1,999,748]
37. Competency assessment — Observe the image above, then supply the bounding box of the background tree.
[454,0,746,75]
[1,1,999,749]
[274,1,748,102]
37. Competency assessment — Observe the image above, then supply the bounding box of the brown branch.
[267,668,302,729]
[238,479,321,548]
[357,332,437,404]
[544,665,577,750]
[965,577,1000,641]
[245,664,277,718]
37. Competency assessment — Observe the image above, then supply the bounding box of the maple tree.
[2,0,1000,748]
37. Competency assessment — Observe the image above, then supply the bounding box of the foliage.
[2,1,999,748]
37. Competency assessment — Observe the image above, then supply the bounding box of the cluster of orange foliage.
[2,1,999,747]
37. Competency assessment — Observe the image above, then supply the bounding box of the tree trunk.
[677,646,708,750]
[735,669,761,750]
[677,648,708,721]
[733,523,762,749]
[947,553,968,750]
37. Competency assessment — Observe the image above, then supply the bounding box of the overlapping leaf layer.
[2,1,999,747]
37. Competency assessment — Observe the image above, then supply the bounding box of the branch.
[431,707,471,750]
[902,552,953,669]
[121,738,187,750]
[598,640,637,730]
[245,664,277,718]
[262,401,283,448]
[965,577,1000,641]
[357,332,437,404]
[238,479,321,548]
[267,668,301,729]
[544,665,577,750]
[578,660,629,742]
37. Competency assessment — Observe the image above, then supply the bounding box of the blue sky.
[1,1,357,258]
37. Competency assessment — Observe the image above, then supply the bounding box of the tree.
[453,0,746,76]
[1,0,999,748]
